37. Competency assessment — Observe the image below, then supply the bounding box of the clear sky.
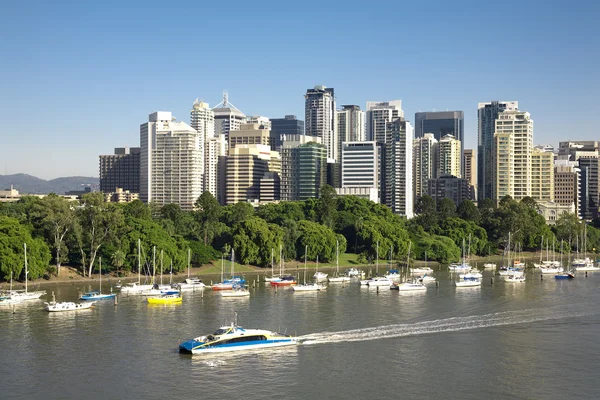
[1,0,598,179]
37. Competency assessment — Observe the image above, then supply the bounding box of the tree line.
[0,186,596,282]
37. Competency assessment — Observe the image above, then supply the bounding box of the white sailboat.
[573,224,598,271]
[177,248,206,291]
[220,249,250,297]
[329,240,351,283]
[294,249,324,292]
[313,255,328,281]
[120,239,154,294]
[6,243,46,302]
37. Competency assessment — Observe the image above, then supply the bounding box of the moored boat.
[45,301,95,312]
[390,280,427,291]
[455,277,481,287]
[147,294,182,304]
[554,272,575,280]
[80,291,116,300]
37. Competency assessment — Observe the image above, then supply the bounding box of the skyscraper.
[554,158,581,217]
[213,92,246,152]
[140,112,203,210]
[492,109,533,203]
[280,142,327,201]
[99,147,140,194]
[336,105,365,160]
[414,111,464,176]
[438,134,462,178]
[204,134,226,202]
[384,118,413,218]
[365,100,403,143]
[463,149,477,200]
[338,141,380,203]
[531,148,554,202]
[190,99,214,148]
[270,115,304,151]
[478,101,519,201]
[305,85,336,161]
[245,115,271,130]
[228,123,271,150]
[413,134,438,202]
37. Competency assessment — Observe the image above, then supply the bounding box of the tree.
[318,185,338,228]
[296,220,340,262]
[0,216,51,281]
[457,200,481,224]
[30,194,74,275]
[195,191,222,245]
[232,217,283,266]
[123,200,152,220]
[414,195,438,231]
[111,249,125,274]
[437,198,457,221]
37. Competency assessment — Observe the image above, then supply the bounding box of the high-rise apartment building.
[99,147,140,193]
[213,92,246,151]
[140,112,203,210]
[478,101,519,201]
[438,134,462,178]
[190,99,214,148]
[336,105,365,160]
[531,148,554,202]
[224,144,281,205]
[229,123,271,150]
[204,134,226,202]
[305,85,337,161]
[554,157,581,216]
[578,156,599,219]
[339,141,380,203]
[366,100,403,143]
[427,176,471,206]
[270,115,304,151]
[463,149,476,200]
[280,142,327,201]
[414,111,464,175]
[384,118,413,218]
[492,109,533,203]
[246,115,271,130]
[413,134,438,202]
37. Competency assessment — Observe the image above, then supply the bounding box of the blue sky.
[1,0,598,179]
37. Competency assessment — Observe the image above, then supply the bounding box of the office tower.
[99,147,140,193]
[270,115,304,151]
[259,172,280,203]
[492,110,533,203]
[427,176,471,206]
[246,115,271,130]
[280,142,327,201]
[384,118,414,218]
[531,148,554,202]
[477,101,519,201]
[213,92,246,151]
[337,141,380,203]
[578,156,599,219]
[558,141,599,161]
[463,149,476,200]
[224,144,281,205]
[140,112,203,210]
[229,123,271,150]
[438,134,462,178]
[204,134,226,201]
[413,134,438,201]
[336,105,365,159]
[555,157,581,217]
[305,85,337,161]
[414,111,464,175]
[190,99,214,146]
[366,100,403,143]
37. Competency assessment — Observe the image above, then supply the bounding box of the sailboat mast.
[336,240,339,275]
[187,248,191,279]
[376,240,379,275]
[279,244,283,275]
[160,250,163,286]
[152,246,156,285]
[99,256,102,292]
[231,248,234,278]
[137,239,141,285]
[271,248,274,278]
[24,243,27,294]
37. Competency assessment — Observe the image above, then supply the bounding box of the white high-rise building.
[140,111,203,210]
[493,110,534,202]
[305,85,337,161]
[246,115,271,130]
[385,118,414,218]
[336,105,365,160]
[366,100,404,143]
[438,134,462,178]
[339,141,379,203]
[204,134,226,201]
[413,133,438,201]
[213,92,246,152]
[190,99,214,143]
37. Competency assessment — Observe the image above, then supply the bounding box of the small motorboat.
[177,278,206,291]
[554,272,575,280]
[455,277,481,287]
[80,291,116,300]
[345,268,362,277]
[313,271,328,281]
[390,280,427,291]
[505,274,526,283]
[147,294,182,304]
[292,283,324,292]
[483,263,496,269]
[367,277,393,287]
[45,301,95,312]
[270,275,297,286]
[410,267,433,275]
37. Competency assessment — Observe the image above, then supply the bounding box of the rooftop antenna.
[223,90,229,107]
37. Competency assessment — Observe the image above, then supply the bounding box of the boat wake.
[298,304,594,345]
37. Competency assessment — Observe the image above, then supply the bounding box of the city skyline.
[2,1,599,179]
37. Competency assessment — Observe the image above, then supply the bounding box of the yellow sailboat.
[147,294,182,305]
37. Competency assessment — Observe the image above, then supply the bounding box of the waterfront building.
[477,101,519,201]
[224,144,280,205]
[384,118,413,218]
[270,115,304,151]
[140,111,203,210]
[336,105,365,160]
[341,141,380,203]
[99,147,140,194]
[554,157,581,217]
[492,109,533,203]
[213,92,246,152]
[438,134,462,178]
[427,176,471,207]
[305,85,337,161]
[280,142,327,201]
[413,134,438,202]
[463,149,477,200]
[531,148,554,202]
[365,100,403,143]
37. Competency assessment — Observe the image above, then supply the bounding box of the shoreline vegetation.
[1,188,597,287]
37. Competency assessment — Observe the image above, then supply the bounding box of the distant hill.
[0,174,99,195]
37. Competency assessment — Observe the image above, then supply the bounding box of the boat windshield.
[213,328,230,335]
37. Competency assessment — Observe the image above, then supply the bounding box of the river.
[1,267,599,399]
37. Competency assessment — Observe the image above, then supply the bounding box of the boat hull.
[147,297,182,304]
[180,339,297,354]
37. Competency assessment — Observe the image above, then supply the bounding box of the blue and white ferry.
[179,318,297,354]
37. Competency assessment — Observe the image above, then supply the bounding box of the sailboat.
[265,248,280,283]
[220,249,250,297]
[6,243,46,302]
[313,254,328,281]
[329,240,351,283]
[270,245,297,286]
[368,245,393,286]
[537,237,562,274]
[80,257,117,300]
[294,248,324,291]
[177,249,206,291]
[120,239,153,294]
[573,223,599,271]
[140,248,180,296]
[391,242,427,291]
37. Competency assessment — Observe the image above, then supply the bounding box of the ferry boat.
[179,318,298,355]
